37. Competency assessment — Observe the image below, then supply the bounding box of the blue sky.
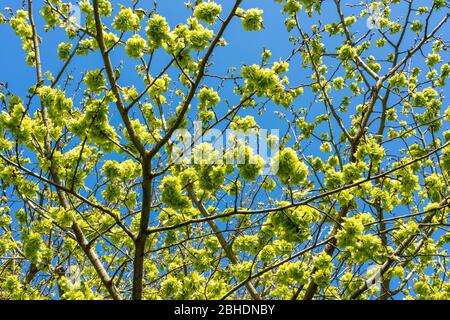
[0,0,319,136]
[2,0,443,147]
[1,0,450,299]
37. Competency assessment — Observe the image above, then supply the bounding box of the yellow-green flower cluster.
[37,86,73,126]
[57,42,73,61]
[148,74,171,104]
[194,1,222,25]
[70,98,118,151]
[274,261,310,285]
[159,176,191,210]
[237,8,264,31]
[235,145,266,181]
[336,213,383,264]
[230,115,257,133]
[9,10,36,66]
[40,5,59,30]
[271,147,308,185]
[84,70,107,94]
[0,101,33,145]
[197,87,220,123]
[125,34,146,58]
[146,14,171,50]
[312,252,333,288]
[263,204,319,243]
[192,143,226,191]
[338,44,356,61]
[113,7,141,32]
[188,18,214,50]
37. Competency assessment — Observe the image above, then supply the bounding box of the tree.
[0,0,449,300]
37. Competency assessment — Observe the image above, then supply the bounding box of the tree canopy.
[0,0,450,300]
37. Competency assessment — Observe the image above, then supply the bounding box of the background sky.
[1,0,449,299]
[0,0,329,138]
[1,0,444,159]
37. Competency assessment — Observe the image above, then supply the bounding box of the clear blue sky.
[0,0,333,138]
[1,0,449,299]
[2,0,444,155]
